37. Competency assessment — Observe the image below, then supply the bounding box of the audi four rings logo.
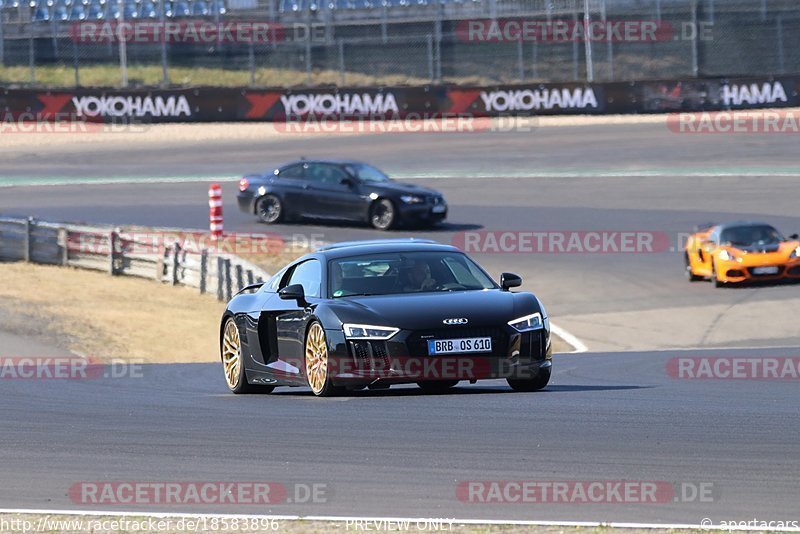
[443,318,468,325]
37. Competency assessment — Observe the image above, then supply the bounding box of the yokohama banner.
[1,76,797,123]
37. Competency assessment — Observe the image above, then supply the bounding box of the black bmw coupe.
[237,159,447,230]
[220,239,552,396]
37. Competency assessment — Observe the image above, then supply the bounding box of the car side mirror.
[500,272,522,291]
[339,177,355,187]
[279,284,307,305]
[790,233,799,240]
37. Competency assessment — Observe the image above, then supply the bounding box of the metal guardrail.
[0,216,271,302]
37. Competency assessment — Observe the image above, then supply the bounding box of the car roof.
[278,158,370,168]
[717,221,776,231]
[313,239,461,260]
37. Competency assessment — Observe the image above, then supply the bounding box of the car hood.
[726,242,797,255]
[327,290,541,331]
[361,180,441,198]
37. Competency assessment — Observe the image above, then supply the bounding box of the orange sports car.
[685,221,800,287]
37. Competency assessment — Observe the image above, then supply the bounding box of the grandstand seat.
[138,0,156,17]
[167,0,190,16]
[209,0,224,14]
[123,0,137,18]
[53,3,69,18]
[86,0,103,17]
[32,4,50,20]
[105,0,119,18]
[191,0,208,15]
[69,2,87,18]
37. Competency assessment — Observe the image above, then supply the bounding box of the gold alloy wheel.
[222,319,242,390]
[305,322,328,395]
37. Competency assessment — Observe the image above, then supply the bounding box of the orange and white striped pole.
[208,183,223,240]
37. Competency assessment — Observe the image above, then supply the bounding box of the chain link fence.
[0,0,797,87]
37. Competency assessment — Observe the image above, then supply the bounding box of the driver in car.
[331,263,356,297]
[404,261,437,292]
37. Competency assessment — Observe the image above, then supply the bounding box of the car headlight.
[719,250,741,262]
[791,246,800,259]
[400,195,424,204]
[343,323,399,340]
[508,312,544,332]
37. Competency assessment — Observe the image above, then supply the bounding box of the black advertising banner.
[635,77,800,112]
[1,75,797,124]
[0,88,206,122]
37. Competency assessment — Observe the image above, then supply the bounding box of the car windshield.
[720,225,783,247]
[329,251,497,298]
[344,163,390,183]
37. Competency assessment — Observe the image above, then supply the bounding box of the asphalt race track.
[3,121,800,350]
[1,348,799,523]
[1,121,799,525]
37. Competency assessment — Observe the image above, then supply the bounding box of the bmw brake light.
[238,177,249,192]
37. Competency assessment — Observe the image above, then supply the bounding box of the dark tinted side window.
[306,163,349,185]
[286,259,322,298]
[278,163,306,180]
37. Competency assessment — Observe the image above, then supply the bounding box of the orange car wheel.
[685,254,703,282]
[711,260,724,288]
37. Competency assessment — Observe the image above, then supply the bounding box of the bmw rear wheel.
[305,321,342,397]
[256,194,283,224]
[222,318,273,394]
[370,199,396,230]
[507,367,551,392]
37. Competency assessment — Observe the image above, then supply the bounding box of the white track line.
[4,169,800,188]
[3,509,799,531]
[550,322,589,353]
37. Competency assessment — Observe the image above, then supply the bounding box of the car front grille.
[350,340,390,371]
[406,327,508,357]
[747,266,785,277]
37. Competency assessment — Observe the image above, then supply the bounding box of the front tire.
[416,380,459,394]
[369,199,397,230]
[711,260,724,288]
[256,194,283,224]
[685,254,703,282]
[507,367,551,392]
[304,321,342,397]
[222,317,274,394]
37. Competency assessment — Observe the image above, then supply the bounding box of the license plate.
[432,205,446,213]
[427,337,492,355]
[752,266,779,275]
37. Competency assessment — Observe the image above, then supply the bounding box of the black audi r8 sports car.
[220,239,551,396]
[237,159,447,230]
